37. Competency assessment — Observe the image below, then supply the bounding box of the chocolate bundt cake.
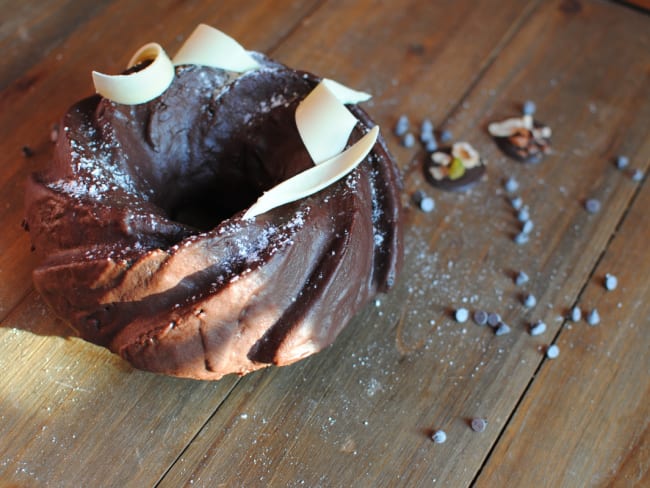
[24,25,403,380]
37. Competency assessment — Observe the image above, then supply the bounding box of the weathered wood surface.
[1,0,648,486]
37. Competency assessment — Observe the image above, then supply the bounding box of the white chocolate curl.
[296,79,372,164]
[92,43,175,105]
[172,24,260,71]
[243,126,379,219]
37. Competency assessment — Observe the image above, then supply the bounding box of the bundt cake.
[24,25,403,380]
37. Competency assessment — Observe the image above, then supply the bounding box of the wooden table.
[1,1,648,486]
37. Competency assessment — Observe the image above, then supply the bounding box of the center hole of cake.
[167,179,260,231]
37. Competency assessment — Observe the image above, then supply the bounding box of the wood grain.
[158,0,650,486]
[1,0,648,486]
[475,168,650,486]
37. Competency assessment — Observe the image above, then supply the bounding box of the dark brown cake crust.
[24,55,403,380]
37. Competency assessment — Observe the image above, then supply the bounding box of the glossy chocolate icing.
[24,55,403,380]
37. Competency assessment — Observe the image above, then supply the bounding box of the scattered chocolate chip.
[530,321,547,336]
[419,195,435,212]
[487,313,501,327]
[521,220,534,235]
[570,306,582,322]
[522,100,537,116]
[615,155,629,170]
[425,139,438,152]
[604,273,618,291]
[431,430,447,443]
[515,271,529,286]
[495,323,511,336]
[514,232,529,245]
[504,177,519,193]
[439,129,453,143]
[471,418,488,433]
[546,344,560,359]
[395,115,409,136]
[585,198,601,214]
[586,309,600,326]
[510,196,523,210]
[523,294,537,308]
[421,119,434,135]
[455,307,469,323]
[517,207,530,222]
[421,131,435,144]
[473,310,488,326]
[22,145,34,158]
[402,132,415,148]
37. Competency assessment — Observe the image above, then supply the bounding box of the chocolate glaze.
[24,55,403,380]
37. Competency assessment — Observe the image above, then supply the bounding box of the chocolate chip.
[439,129,453,143]
[546,344,560,359]
[431,430,447,443]
[517,207,530,222]
[522,100,537,116]
[455,307,469,323]
[587,309,600,326]
[420,196,435,213]
[495,323,511,336]
[473,310,488,326]
[514,232,529,245]
[521,220,534,235]
[421,119,433,135]
[615,155,629,170]
[585,198,601,214]
[487,313,501,327]
[570,306,582,322]
[425,139,438,152]
[471,418,487,433]
[22,146,34,158]
[515,271,529,286]
[395,115,409,136]
[510,196,523,210]
[402,132,415,148]
[604,273,618,291]
[530,321,547,336]
[523,294,537,308]
[504,177,519,193]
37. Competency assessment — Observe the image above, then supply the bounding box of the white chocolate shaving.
[172,24,260,72]
[243,126,379,219]
[321,78,372,104]
[452,141,480,169]
[487,117,528,137]
[295,82,361,164]
[92,43,175,105]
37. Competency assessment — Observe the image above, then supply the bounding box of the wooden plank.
[475,180,650,486]
[0,2,323,486]
[158,0,650,486]
[0,0,114,91]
